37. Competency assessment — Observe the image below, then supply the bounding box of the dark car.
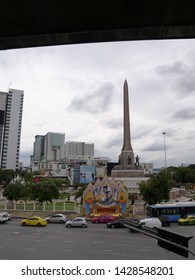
[159,214,170,227]
[107,218,138,228]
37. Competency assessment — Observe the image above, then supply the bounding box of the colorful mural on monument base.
[83,176,130,217]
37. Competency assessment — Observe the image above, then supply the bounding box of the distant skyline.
[1,39,195,168]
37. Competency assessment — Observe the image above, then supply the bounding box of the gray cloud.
[103,118,122,129]
[155,61,187,76]
[132,126,155,140]
[141,142,165,152]
[67,82,115,114]
[172,107,195,120]
[103,136,122,149]
[185,130,195,139]
[174,72,195,97]
[155,59,195,98]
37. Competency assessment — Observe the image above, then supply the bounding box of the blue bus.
[147,202,195,222]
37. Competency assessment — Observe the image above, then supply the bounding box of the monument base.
[111,170,145,178]
[111,164,145,178]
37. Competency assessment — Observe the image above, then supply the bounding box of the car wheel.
[111,224,115,228]
[60,220,64,224]
[37,223,41,226]
[22,222,26,226]
[81,224,86,228]
[67,224,71,228]
[95,220,99,223]
[47,220,50,223]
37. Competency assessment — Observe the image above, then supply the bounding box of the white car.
[66,217,87,228]
[139,218,162,229]
[0,213,9,223]
[0,212,12,221]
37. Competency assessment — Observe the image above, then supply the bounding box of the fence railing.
[0,201,82,214]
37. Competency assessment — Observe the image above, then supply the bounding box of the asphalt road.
[0,219,195,260]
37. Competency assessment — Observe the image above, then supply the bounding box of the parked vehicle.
[147,202,195,222]
[107,217,136,228]
[0,212,12,221]
[158,214,170,227]
[138,218,162,229]
[0,213,8,223]
[92,215,116,223]
[178,215,195,225]
[20,216,47,226]
[66,217,87,228]
[46,213,67,223]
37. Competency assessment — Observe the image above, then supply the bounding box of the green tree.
[3,182,29,201]
[173,166,195,184]
[0,169,15,186]
[74,184,87,204]
[139,171,171,205]
[22,172,33,183]
[29,179,59,205]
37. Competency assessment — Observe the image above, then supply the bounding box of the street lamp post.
[162,132,167,170]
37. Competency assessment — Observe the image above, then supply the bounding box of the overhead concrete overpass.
[1,0,195,50]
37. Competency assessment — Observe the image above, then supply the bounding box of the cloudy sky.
[0,39,195,168]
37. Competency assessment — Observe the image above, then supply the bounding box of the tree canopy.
[139,170,171,205]
[3,182,29,201]
[30,180,59,204]
[3,178,60,204]
[171,166,195,184]
[0,169,15,185]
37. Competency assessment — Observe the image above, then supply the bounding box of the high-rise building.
[33,135,45,161]
[31,132,65,169]
[43,132,65,161]
[65,141,94,164]
[0,88,24,170]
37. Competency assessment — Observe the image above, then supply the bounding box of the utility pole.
[162,132,167,170]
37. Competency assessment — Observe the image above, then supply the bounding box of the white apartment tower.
[0,89,24,170]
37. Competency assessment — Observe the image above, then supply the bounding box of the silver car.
[46,213,67,223]
[66,217,87,228]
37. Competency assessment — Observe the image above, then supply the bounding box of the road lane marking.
[62,249,71,252]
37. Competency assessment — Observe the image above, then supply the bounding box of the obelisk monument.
[111,80,144,178]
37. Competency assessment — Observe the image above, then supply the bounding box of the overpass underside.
[1,0,195,51]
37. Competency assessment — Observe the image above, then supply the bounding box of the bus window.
[179,207,186,218]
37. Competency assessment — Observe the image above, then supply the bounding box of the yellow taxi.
[20,216,47,226]
[178,215,195,225]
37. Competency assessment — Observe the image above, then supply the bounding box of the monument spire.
[111,79,144,178]
[122,80,133,151]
